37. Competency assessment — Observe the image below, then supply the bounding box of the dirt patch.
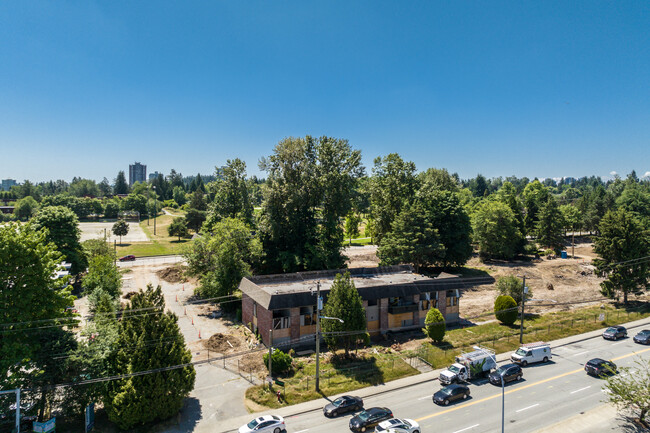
[123,291,138,300]
[156,265,187,283]
[238,351,267,374]
[204,333,241,353]
[345,245,379,268]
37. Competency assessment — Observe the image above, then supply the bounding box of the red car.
[119,255,136,262]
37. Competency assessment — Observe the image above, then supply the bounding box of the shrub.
[494,295,518,325]
[524,242,538,256]
[263,349,292,374]
[288,348,296,358]
[423,308,446,343]
[496,276,529,305]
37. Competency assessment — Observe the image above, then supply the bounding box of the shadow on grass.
[170,239,190,244]
[329,354,384,385]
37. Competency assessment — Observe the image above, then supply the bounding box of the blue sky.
[1,1,649,183]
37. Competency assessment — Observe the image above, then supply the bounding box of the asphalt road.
[241,334,650,433]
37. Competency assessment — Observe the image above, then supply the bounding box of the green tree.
[418,190,473,267]
[168,217,189,241]
[369,153,417,243]
[523,180,549,234]
[184,218,261,311]
[494,295,518,325]
[377,203,445,272]
[559,204,582,234]
[83,238,114,259]
[69,178,100,197]
[14,195,39,220]
[497,181,525,241]
[205,159,254,227]
[535,196,565,254]
[0,222,75,387]
[423,308,445,343]
[593,209,650,304]
[468,174,488,197]
[103,199,121,219]
[172,185,187,207]
[104,285,195,430]
[604,358,650,428]
[472,200,523,260]
[83,254,122,299]
[418,167,459,193]
[321,273,368,356]
[122,193,148,216]
[185,207,206,233]
[112,219,129,244]
[344,211,361,245]
[495,276,528,305]
[32,205,87,274]
[617,182,650,220]
[114,170,129,195]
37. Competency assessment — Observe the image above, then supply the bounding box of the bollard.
[184,307,187,315]
[191,317,194,325]
[199,329,201,339]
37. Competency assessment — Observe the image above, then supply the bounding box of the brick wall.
[257,306,273,346]
[242,294,254,330]
[379,298,388,332]
[413,294,420,326]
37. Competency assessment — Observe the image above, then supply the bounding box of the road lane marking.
[294,430,309,433]
[418,395,431,400]
[570,351,589,357]
[570,386,591,394]
[516,403,539,412]
[452,424,479,433]
[415,346,650,422]
[611,341,626,346]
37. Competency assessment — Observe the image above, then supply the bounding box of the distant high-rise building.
[148,171,161,181]
[129,162,147,186]
[1,179,17,191]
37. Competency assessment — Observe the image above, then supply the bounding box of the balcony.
[388,303,419,315]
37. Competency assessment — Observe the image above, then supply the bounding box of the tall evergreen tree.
[377,203,445,272]
[321,273,368,356]
[113,171,129,195]
[536,196,565,254]
[593,208,650,304]
[104,285,195,430]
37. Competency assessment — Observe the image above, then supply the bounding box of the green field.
[115,214,192,257]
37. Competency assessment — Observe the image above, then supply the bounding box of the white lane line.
[611,341,626,346]
[570,351,589,357]
[452,424,480,433]
[570,386,591,394]
[418,395,431,400]
[516,403,540,413]
[294,430,309,433]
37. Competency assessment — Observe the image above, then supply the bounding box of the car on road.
[119,254,136,262]
[374,418,420,433]
[323,395,363,417]
[432,384,470,405]
[584,358,617,377]
[349,407,393,432]
[238,415,285,433]
[602,326,627,340]
[488,364,523,386]
[633,329,650,345]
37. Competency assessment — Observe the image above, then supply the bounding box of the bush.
[423,308,446,343]
[263,348,292,374]
[494,295,518,325]
[524,242,538,255]
[496,276,529,305]
[163,199,179,209]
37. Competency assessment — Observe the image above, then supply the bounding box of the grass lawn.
[413,302,650,369]
[115,214,192,257]
[246,351,418,408]
[342,237,374,246]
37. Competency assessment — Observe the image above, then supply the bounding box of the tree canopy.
[472,200,523,259]
[31,205,87,274]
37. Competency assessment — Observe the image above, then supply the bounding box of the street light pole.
[315,281,321,391]
[519,275,527,344]
[153,185,157,236]
[501,372,505,433]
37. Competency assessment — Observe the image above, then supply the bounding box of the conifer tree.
[321,273,368,356]
[536,196,565,254]
[104,285,195,430]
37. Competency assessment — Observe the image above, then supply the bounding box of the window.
[368,299,378,306]
[300,306,315,326]
[446,290,457,307]
[273,317,291,329]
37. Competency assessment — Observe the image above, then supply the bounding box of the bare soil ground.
[156,265,188,283]
[345,245,379,268]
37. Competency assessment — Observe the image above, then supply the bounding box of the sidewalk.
[216,316,650,433]
[533,404,646,433]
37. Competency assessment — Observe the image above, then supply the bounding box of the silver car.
[239,415,285,433]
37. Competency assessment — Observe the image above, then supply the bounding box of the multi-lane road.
[228,326,650,433]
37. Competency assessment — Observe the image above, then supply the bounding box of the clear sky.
[1,1,649,183]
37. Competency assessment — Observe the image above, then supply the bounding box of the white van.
[511,342,552,366]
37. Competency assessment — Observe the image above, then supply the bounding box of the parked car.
[119,254,136,262]
[432,384,470,405]
[584,358,617,377]
[374,418,420,433]
[633,329,650,345]
[323,395,363,417]
[238,415,285,433]
[349,407,393,432]
[488,364,523,386]
[602,326,627,340]
[511,342,552,366]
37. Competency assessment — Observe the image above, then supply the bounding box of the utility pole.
[572,230,575,258]
[268,328,273,389]
[315,281,321,391]
[153,186,157,236]
[520,275,525,343]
